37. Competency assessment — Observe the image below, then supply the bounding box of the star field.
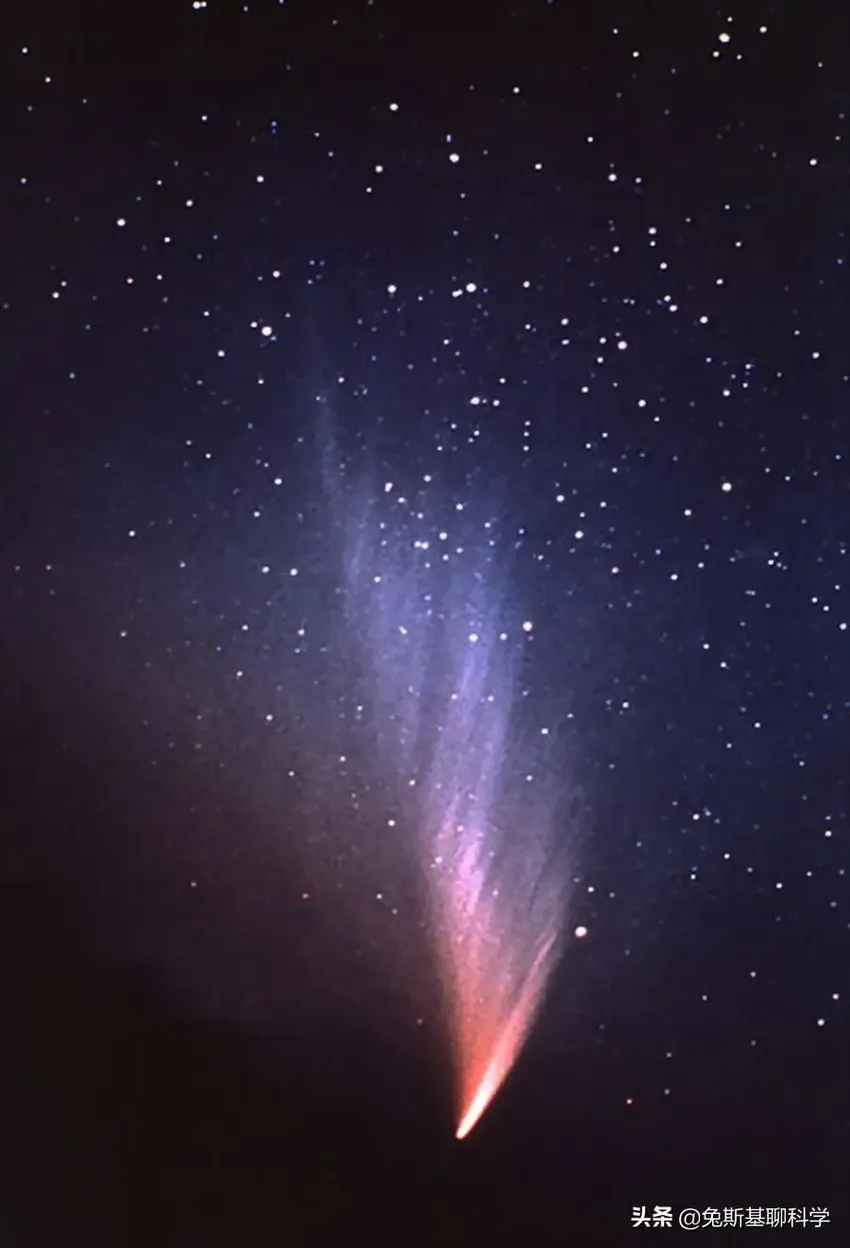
[2,1,849,1243]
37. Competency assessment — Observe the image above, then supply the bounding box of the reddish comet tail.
[453,928,560,1139]
[434,823,564,1140]
[422,607,568,1142]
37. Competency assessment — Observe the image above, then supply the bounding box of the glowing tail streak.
[455,929,559,1139]
[323,432,568,1140]
[424,608,567,1142]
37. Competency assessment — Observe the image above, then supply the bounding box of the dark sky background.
[2,1,849,1244]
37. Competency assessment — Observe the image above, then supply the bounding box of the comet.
[420,595,569,1141]
[322,421,571,1140]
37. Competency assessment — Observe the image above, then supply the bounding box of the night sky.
[2,1,849,1244]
